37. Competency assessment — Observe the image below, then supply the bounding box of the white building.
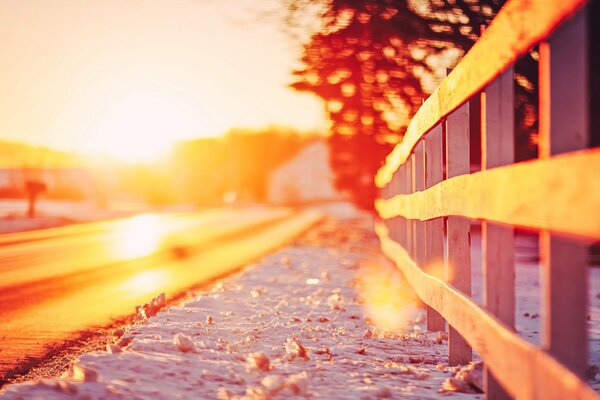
[267,140,347,205]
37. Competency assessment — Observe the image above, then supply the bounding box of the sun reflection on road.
[115,214,164,259]
[121,269,169,297]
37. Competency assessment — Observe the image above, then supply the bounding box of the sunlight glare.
[115,214,164,259]
[84,88,200,162]
[121,270,169,297]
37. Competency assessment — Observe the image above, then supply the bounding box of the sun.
[81,87,206,162]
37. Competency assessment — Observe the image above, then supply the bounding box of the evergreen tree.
[288,0,535,209]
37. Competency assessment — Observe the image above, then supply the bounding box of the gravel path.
[0,215,479,399]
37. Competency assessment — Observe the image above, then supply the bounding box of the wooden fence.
[374,0,600,399]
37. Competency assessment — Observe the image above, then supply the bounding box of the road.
[0,207,322,381]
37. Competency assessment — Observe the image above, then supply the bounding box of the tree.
[25,179,46,218]
[168,127,316,205]
[288,0,537,209]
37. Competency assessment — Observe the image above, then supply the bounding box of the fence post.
[397,165,408,249]
[538,8,589,379]
[381,177,393,238]
[406,155,414,258]
[387,170,401,242]
[481,66,515,400]
[424,125,446,332]
[445,102,473,365]
[413,143,425,268]
[413,142,440,331]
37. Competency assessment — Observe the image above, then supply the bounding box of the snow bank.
[0,216,479,399]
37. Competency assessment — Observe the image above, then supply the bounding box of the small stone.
[106,344,122,353]
[247,352,270,372]
[72,365,98,382]
[285,336,310,360]
[174,333,196,353]
[327,293,344,310]
[441,361,484,393]
[442,377,472,393]
[261,375,285,396]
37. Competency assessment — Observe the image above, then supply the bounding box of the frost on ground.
[0,215,482,399]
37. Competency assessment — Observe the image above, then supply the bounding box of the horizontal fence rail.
[375,223,599,400]
[375,0,599,399]
[377,149,600,239]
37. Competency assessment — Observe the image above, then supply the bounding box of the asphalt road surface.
[0,207,321,381]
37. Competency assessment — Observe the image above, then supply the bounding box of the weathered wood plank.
[539,11,589,157]
[424,126,446,332]
[482,222,515,399]
[446,102,471,178]
[445,101,472,365]
[397,165,407,248]
[413,146,425,265]
[482,68,515,399]
[538,9,589,378]
[540,233,588,378]
[375,0,586,187]
[387,171,401,242]
[374,148,600,239]
[375,222,600,400]
[446,216,472,365]
[414,142,440,330]
[481,68,514,170]
[405,157,414,257]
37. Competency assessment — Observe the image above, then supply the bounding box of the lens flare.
[356,261,419,333]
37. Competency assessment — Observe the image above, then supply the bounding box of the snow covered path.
[0,215,478,399]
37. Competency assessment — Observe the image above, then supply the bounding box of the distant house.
[267,140,347,205]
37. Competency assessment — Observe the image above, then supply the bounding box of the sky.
[0,0,328,161]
